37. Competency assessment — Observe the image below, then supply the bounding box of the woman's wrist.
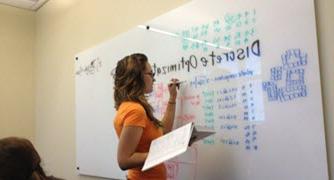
[168,100,176,104]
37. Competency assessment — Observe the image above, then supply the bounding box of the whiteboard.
[75,0,328,179]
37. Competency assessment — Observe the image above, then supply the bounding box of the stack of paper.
[142,122,215,171]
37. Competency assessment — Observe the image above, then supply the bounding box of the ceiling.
[0,0,49,11]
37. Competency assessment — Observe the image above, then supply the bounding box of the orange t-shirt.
[114,101,166,180]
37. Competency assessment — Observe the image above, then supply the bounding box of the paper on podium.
[142,122,215,171]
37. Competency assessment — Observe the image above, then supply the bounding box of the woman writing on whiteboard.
[113,53,178,180]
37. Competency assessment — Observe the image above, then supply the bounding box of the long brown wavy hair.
[113,53,162,127]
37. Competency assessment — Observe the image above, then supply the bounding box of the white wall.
[315,1,334,178]
[0,4,35,141]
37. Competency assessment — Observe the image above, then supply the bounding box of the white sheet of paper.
[142,122,193,171]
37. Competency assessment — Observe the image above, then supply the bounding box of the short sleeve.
[123,104,147,128]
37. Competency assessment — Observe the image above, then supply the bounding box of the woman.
[0,137,62,180]
[113,53,178,180]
